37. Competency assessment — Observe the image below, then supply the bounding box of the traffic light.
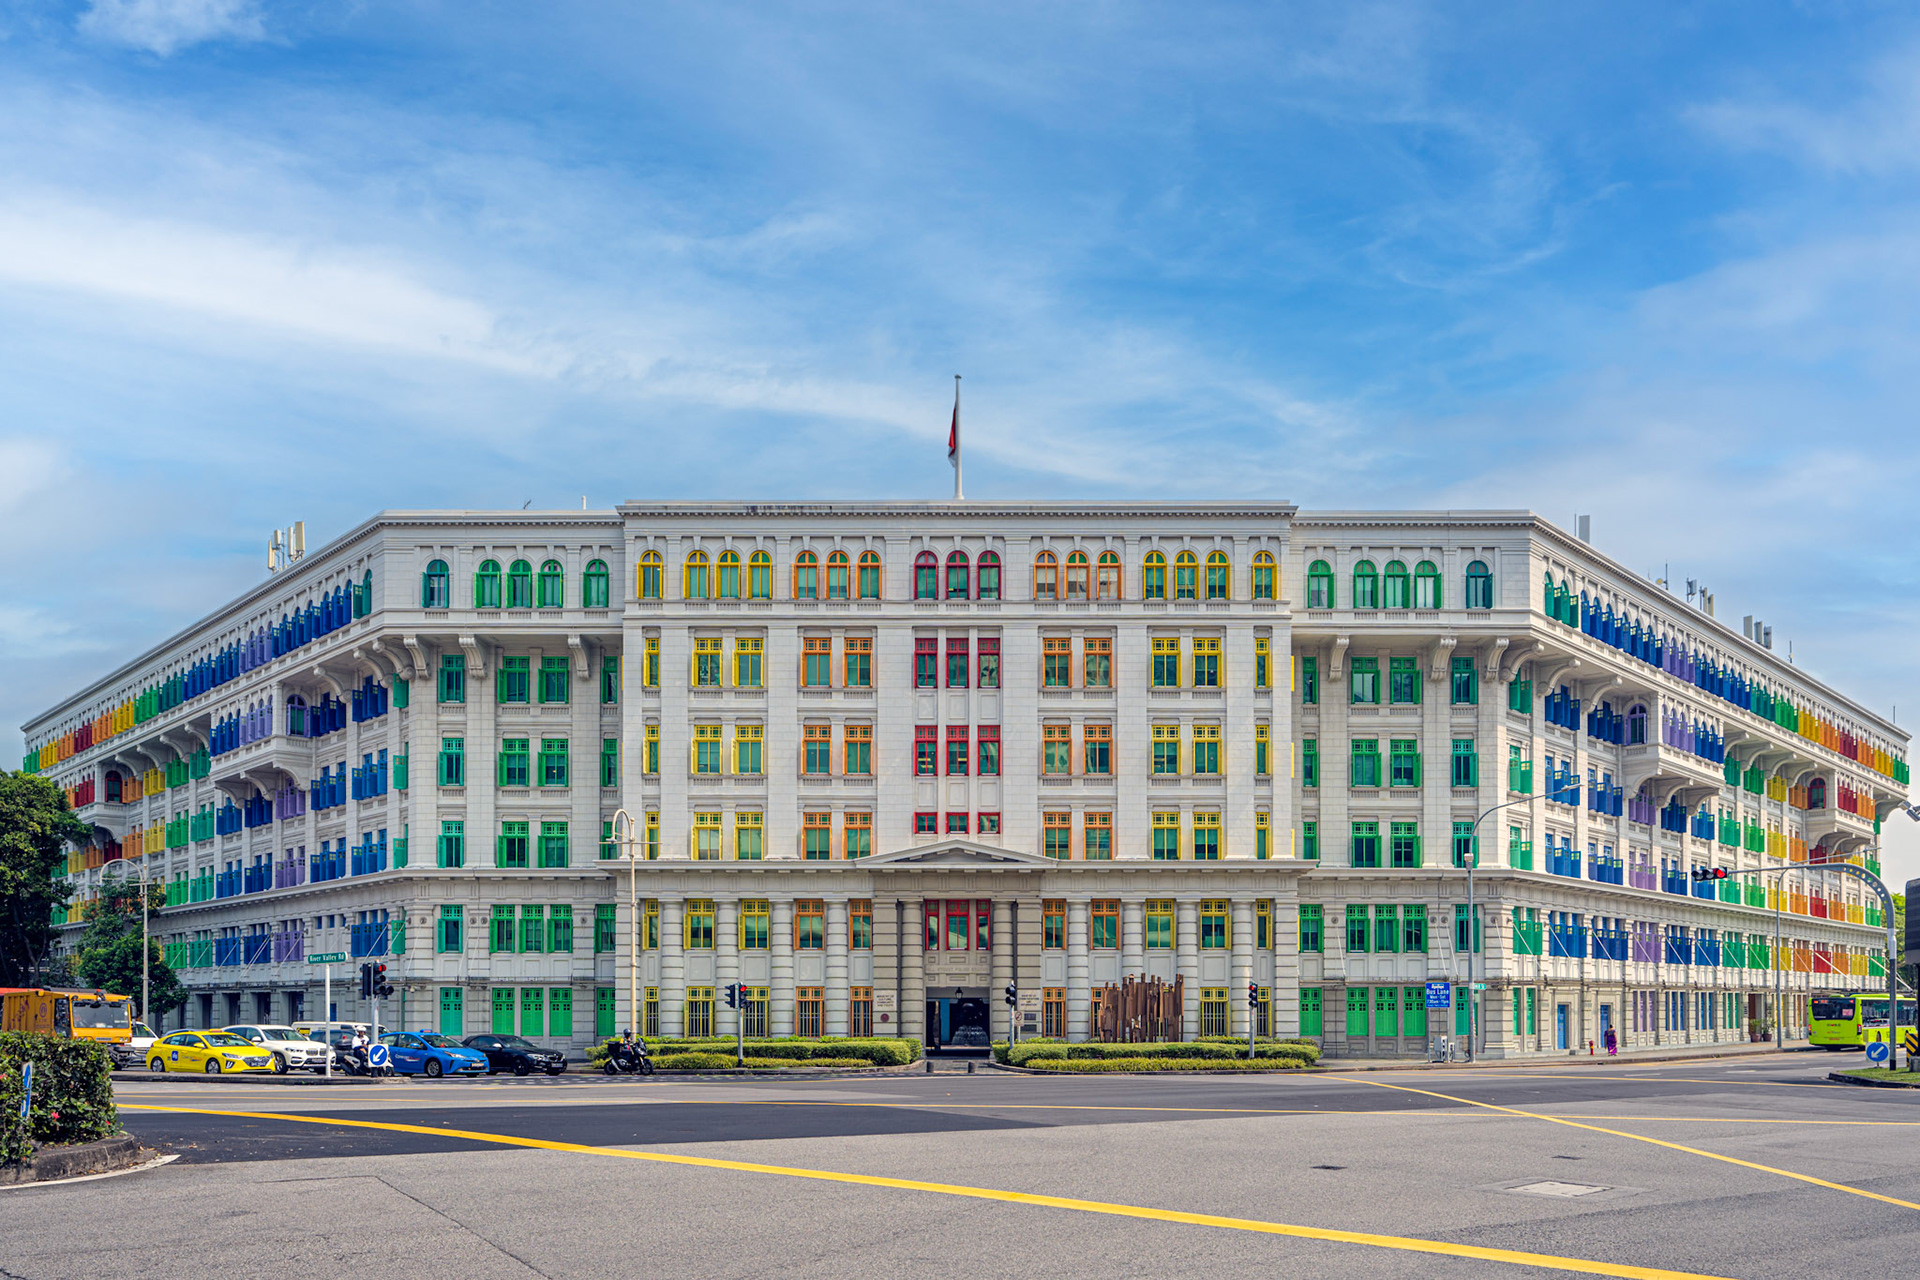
[1004,984,1017,1009]
[1248,983,1259,1008]
[723,983,739,1010]
[358,963,372,998]
[373,963,391,999]
[1712,868,1729,881]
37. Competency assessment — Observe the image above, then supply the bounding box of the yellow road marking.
[1342,1077,1920,1211]
[1350,1071,1848,1090]
[122,1103,1734,1280]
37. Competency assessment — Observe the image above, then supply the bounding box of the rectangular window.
[1350,738,1380,788]
[498,656,530,704]
[1302,737,1318,787]
[979,811,1001,836]
[844,724,872,776]
[644,638,660,688]
[1255,811,1271,860]
[438,654,465,704]
[844,811,872,858]
[692,812,721,860]
[1389,656,1419,704]
[1351,821,1380,868]
[1191,638,1221,688]
[538,820,569,868]
[946,638,970,688]
[1152,724,1180,775]
[1374,904,1398,953]
[850,988,873,1038]
[644,987,659,1039]
[1349,657,1378,704]
[734,811,763,860]
[1403,905,1428,954]
[1453,903,1481,953]
[915,638,937,688]
[1300,655,1318,704]
[795,899,825,950]
[1302,819,1318,860]
[734,724,764,776]
[519,905,545,954]
[1451,821,1477,868]
[1254,723,1270,776]
[539,737,570,787]
[1080,722,1112,776]
[977,725,1000,776]
[803,637,832,688]
[600,737,619,788]
[1389,738,1420,787]
[1390,821,1420,871]
[1450,738,1477,789]
[1451,656,1477,705]
[1151,637,1181,688]
[601,655,620,704]
[1193,724,1221,775]
[438,737,465,787]
[1084,637,1112,689]
[843,636,873,688]
[684,899,715,949]
[437,904,463,953]
[693,638,723,687]
[803,811,832,859]
[1043,988,1066,1039]
[1345,907,1369,953]
[946,725,970,776]
[915,724,937,776]
[739,900,770,950]
[1300,904,1325,952]
[944,901,970,951]
[692,724,722,775]
[1199,988,1229,1037]
[850,901,872,949]
[534,656,567,705]
[977,639,1000,688]
[802,722,832,774]
[1255,900,1273,950]
[1254,637,1270,690]
[1145,900,1174,949]
[1192,811,1221,860]
[548,907,574,953]
[490,905,515,954]
[1042,723,1071,775]
[497,821,529,869]
[1042,637,1072,688]
[1084,811,1112,860]
[1043,811,1072,859]
[644,724,659,775]
[733,637,763,689]
[1152,811,1181,860]
[684,988,713,1038]
[1200,900,1229,949]
[1043,899,1066,949]
[645,813,659,862]
[1090,898,1119,947]
[594,903,616,953]
[498,738,530,788]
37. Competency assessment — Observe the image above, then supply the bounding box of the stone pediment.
[859,840,1055,869]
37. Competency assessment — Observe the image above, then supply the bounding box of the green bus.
[1809,992,1916,1049]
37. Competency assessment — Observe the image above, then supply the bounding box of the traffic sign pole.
[308,953,346,1079]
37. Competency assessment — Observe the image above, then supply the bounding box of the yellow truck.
[0,987,135,1047]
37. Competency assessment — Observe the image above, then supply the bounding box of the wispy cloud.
[78,0,266,57]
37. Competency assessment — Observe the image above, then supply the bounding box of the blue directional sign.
[1425,982,1452,1010]
[20,1061,31,1119]
[368,1044,391,1068]
[1866,1040,1891,1065]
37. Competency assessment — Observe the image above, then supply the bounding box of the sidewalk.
[1322,1040,1816,1072]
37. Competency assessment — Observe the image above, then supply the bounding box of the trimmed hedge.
[1001,1038,1321,1068]
[0,1033,118,1165]
[591,1037,919,1069]
[1024,1057,1307,1073]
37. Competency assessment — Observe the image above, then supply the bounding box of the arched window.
[945,550,970,600]
[1173,550,1198,600]
[422,560,450,609]
[1142,551,1167,601]
[1066,550,1091,601]
[1205,550,1230,601]
[855,550,880,600]
[582,559,609,609]
[637,551,663,600]
[793,550,819,600]
[105,771,122,804]
[1251,551,1276,601]
[537,559,565,608]
[1352,560,1379,609]
[1465,560,1493,609]
[286,695,308,737]
[1807,778,1827,809]
[1033,550,1058,601]
[748,550,773,599]
[1627,704,1647,746]
[977,551,1001,600]
[715,551,742,600]
[684,550,711,600]
[1096,550,1121,600]
[1413,560,1441,609]
[356,569,373,618]
[1543,571,1556,618]
[1307,560,1333,608]
[506,560,533,609]
[474,560,501,608]
[826,550,851,600]
[914,551,939,600]
[1382,560,1409,609]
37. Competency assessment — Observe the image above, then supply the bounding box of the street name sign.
[308,952,347,964]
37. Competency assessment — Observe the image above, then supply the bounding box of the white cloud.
[78,0,265,57]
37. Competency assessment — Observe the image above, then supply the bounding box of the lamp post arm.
[1461,794,1538,1063]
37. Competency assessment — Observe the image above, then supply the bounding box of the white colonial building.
[26,502,1905,1058]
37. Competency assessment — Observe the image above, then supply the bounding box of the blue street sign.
[20,1061,32,1119]
[1866,1040,1891,1065]
[368,1044,390,1068]
[1425,982,1452,1010]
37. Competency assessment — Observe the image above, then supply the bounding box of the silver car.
[222,1025,329,1073]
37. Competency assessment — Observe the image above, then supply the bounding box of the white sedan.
[221,1025,332,1073]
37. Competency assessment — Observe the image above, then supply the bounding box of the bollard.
[1588,1040,1595,1056]
[925,1059,933,1074]
[967,1061,975,1074]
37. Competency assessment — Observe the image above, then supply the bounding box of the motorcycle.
[332,1044,395,1077]
[602,1040,655,1076]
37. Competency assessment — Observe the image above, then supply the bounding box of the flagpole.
[953,374,963,502]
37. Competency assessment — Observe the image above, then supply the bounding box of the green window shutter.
[520,987,545,1037]
[491,987,515,1034]
[439,987,463,1037]
[595,989,616,1039]
[549,988,573,1037]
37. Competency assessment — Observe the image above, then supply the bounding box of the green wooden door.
[439,987,463,1037]
[491,987,515,1034]
[1402,986,1427,1037]
[520,987,544,1038]
[595,988,616,1039]
[1345,987,1370,1037]
[549,988,573,1037]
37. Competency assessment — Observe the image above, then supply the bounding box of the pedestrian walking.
[1605,1026,1617,1056]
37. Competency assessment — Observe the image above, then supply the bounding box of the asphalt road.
[4,1053,1917,1280]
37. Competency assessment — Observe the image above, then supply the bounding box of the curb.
[114,1071,386,1086]
[0,1135,150,1186]
[1827,1070,1920,1088]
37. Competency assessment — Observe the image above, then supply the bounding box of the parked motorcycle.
[602,1039,655,1076]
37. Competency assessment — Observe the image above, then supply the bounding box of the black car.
[462,1033,568,1076]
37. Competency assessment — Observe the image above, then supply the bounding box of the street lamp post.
[99,857,151,1024]
[1464,794,1539,1063]
[610,809,643,1041]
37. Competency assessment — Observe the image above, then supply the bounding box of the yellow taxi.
[147,1030,277,1074]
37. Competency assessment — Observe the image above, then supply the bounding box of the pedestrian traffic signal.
[1248,983,1259,1008]
[1004,984,1017,1008]
[358,963,373,998]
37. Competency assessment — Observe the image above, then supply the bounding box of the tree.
[0,771,86,987]
[75,877,186,1022]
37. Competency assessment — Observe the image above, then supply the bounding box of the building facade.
[25,503,1906,1057]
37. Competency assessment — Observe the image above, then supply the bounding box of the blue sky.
[5,1,1920,885]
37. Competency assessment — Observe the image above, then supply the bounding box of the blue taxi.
[377,1031,490,1078]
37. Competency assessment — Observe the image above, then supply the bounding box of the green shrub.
[743,1058,806,1069]
[1007,1042,1070,1066]
[1256,1042,1320,1064]
[655,1052,738,1071]
[638,1038,919,1067]
[1024,1057,1306,1073]
[0,1033,118,1164]
[1064,1042,1238,1060]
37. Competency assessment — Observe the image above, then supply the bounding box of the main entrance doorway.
[926,988,990,1050]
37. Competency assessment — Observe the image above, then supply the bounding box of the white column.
[1066,899,1090,1042]
[771,898,795,1035]
[1177,899,1200,1039]
[990,899,1012,1041]
[660,899,685,1037]
[825,899,850,1036]
[716,898,740,1037]
[902,899,925,1044]
[1121,898,1144,977]
[1231,899,1254,1037]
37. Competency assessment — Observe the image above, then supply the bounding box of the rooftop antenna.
[523,499,532,509]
